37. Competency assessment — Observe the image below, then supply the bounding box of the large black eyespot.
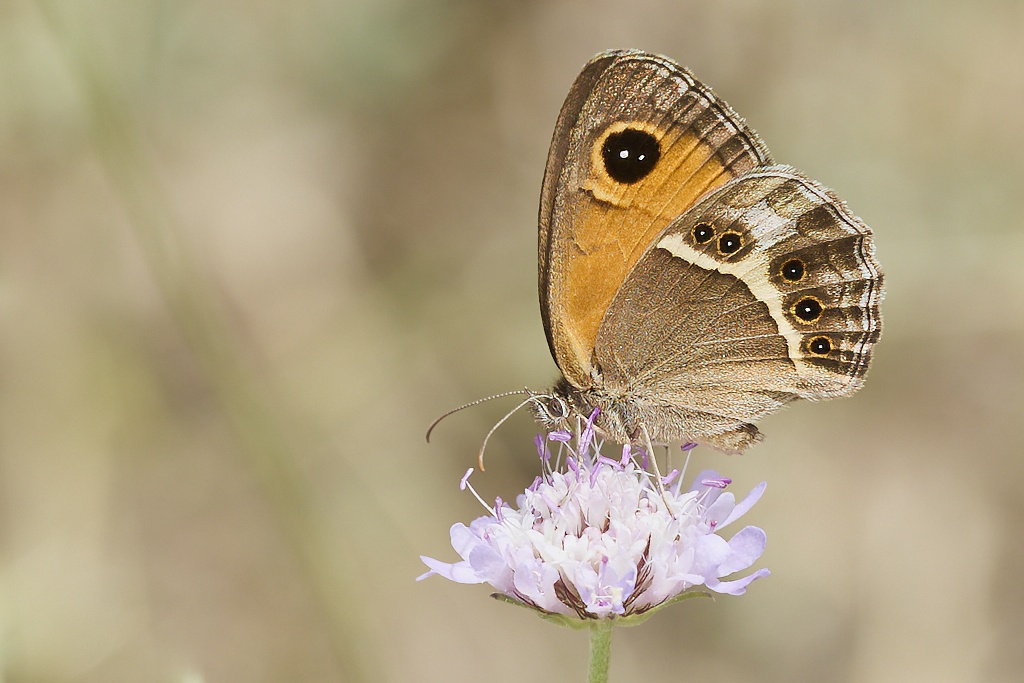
[692,222,714,244]
[718,232,743,255]
[601,128,660,183]
[793,297,824,323]
[808,336,832,356]
[781,258,805,282]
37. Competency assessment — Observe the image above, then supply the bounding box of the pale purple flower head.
[419,412,769,621]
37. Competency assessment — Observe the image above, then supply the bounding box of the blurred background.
[1,0,1022,681]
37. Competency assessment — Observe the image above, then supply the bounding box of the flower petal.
[705,491,737,527]
[419,556,486,584]
[719,482,767,529]
[449,523,478,556]
[706,567,770,595]
[718,526,768,575]
[511,559,564,613]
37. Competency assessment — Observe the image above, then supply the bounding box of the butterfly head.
[528,387,571,432]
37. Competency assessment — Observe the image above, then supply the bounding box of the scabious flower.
[419,411,769,623]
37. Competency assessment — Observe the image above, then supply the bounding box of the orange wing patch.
[558,123,737,379]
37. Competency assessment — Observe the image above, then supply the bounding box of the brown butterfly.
[532,50,884,453]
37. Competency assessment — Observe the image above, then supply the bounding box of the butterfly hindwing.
[591,166,883,449]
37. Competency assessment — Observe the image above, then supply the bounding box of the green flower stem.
[588,619,613,683]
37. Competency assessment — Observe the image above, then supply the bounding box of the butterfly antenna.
[425,389,532,443]
[476,396,538,471]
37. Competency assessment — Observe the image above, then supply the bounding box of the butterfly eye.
[601,128,660,183]
[780,258,805,282]
[717,232,743,255]
[692,222,714,244]
[807,336,833,356]
[792,297,824,323]
[539,396,568,421]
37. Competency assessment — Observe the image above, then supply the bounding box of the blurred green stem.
[589,620,612,683]
[36,2,377,680]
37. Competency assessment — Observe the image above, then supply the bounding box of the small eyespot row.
[692,222,714,244]
[780,258,805,282]
[792,297,824,323]
[807,336,832,356]
[717,232,742,255]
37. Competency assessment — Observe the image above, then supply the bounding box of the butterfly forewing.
[539,50,772,388]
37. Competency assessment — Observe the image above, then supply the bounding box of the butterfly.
[532,50,883,453]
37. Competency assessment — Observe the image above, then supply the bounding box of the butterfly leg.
[638,424,683,515]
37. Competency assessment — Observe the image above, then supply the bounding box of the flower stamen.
[459,468,496,516]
